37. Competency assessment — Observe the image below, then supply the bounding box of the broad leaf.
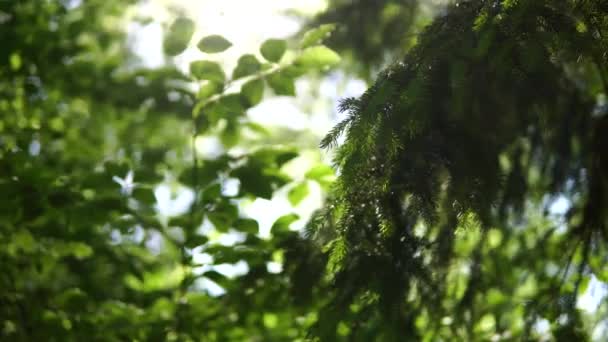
[190,60,225,83]
[305,164,335,188]
[233,218,259,235]
[208,201,239,232]
[266,72,295,96]
[270,214,299,236]
[294,46,340,70]
[288,181,309,206]
[241,78,264,107]
[197,35,232,53]
[185,234,209,248]
[232,54,261,79]
[300,23,336,48]
[260,39,287,63]
[198,81,223,100]
[163,17,195,56]
[132,187,156,205]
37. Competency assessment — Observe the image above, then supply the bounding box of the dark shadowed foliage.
[310,0,608,340]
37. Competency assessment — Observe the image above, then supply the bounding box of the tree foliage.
[308,0,436,79]
[311,0,608,340]
[1,1,337,340]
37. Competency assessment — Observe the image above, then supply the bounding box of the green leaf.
[134,167,164,184]
[305,164,335,188]
[281,64,307,78]
[65,242,93,260]
[266,72,295,96]
[201,183,222,203]
[263,313,278,328]
[300,23,336,48]
[232,54,262,80]
[132,187,156,205]
[220,120,240,148]
[10,53,21,71]
[231,157,289,199]
[203,94,245,127]
[590,255,608,282]
[190,60,225,83]
[260,39,287,63]
[233,218,259,234]
[214,94,245,118]
[202,270,229,287]
[178,158,229,188]
[205,245,247,264]
[241,79,264,107]
[275,151,299,166]
[208,201,239,232]
[168,214,191,228]
[197,81,223,100]
[288,182,309,206]
[104,161,130,177]
[577,276,591,295]
[305,164,334,180]
[232,165,274,199]
[197,35,232,53]
[163,17,195,56]
[244,122,270,136]
[56,288,87,310]
[185,234,209,248]
[250,148,298,167]
[11,229,36,253]
[270,214,299,236]
[294,46,341,70]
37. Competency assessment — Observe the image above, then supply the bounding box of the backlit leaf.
[266,72,295,96]
[241,78,264,107]
[294,46,341,69]
[197,35,232,53]
[163,17,195,56]
[233,54,261,80]
[190,60,225,83]
[288,181,309,206]
[260,39,287,63]
[300,24,336,48]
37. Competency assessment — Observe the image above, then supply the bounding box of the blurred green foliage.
[1,1,338,340]
[307,0,437,79]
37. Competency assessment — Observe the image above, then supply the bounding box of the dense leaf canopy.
[1,0,607,341]
[1,1,334,340]
[313,0,608,340]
